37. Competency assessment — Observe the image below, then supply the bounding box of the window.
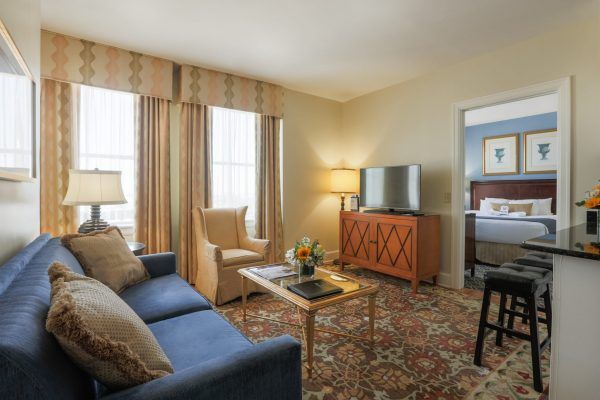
[211,107,256,233]
[0,72,32,174]
[77,85,136,238]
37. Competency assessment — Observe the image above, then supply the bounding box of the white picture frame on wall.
[482,133,519,176]
[524,129,558,174]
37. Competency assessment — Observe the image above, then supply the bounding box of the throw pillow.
[491,202,533,215]
[61,227,149,293]
[46,262,173,389]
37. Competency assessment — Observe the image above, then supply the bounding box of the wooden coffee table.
[239,264,379,378]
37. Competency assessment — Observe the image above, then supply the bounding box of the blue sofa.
[0,234,302,400]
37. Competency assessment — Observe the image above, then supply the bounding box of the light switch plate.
[443,192,451,203]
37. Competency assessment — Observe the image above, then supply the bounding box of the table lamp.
[330,168,358,211]
[63,169,127,233]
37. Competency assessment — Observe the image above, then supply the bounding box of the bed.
[466,179,557,269]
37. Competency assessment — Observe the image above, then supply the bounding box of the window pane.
[78,85,136,238]
[212,107,256,231]
[0,72,32,173]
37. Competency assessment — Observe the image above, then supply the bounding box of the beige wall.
[281,90,343,253]
[0,0,41,264]
[341,14,600,280]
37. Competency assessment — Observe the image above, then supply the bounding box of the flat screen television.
[360,165,421,211]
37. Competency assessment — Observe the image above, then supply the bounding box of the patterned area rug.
[464,264,497,291]
[215,265,550,399]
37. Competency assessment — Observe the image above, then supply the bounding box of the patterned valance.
[179,64,284,118]
[41,30,173,100]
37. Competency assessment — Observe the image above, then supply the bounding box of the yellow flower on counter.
[576,180,600,209]
[585,197,600,209]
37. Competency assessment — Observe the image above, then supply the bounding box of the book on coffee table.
[287,279,343,300]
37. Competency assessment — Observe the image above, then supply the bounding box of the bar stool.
[514,251,554,270]
[474,263,552,392]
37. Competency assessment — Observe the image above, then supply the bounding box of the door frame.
[450,77,571,289]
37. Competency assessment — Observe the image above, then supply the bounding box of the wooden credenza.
[339,211,440,293]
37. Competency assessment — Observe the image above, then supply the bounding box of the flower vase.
[299,263,314,276]
[587,209,600,237]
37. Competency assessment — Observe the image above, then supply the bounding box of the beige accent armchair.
[192,206,270,305]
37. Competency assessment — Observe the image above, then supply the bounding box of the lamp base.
[77,205,109,233]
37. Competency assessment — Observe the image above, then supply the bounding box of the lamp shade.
[63,169,127,206]
[330,168,358,193]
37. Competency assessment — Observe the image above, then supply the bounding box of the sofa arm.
[102,335,302,400]
[138,252,177,278]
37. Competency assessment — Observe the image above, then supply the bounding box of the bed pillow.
[480,198,507,214]
[46,262,173,390]
[509,198,553,216]
[61,227,149,293]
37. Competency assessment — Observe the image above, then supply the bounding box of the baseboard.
[436,272,452,288]
[325,250,339,262]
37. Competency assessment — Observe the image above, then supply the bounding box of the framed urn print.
[482,133,519,176]
[524,129,558,174]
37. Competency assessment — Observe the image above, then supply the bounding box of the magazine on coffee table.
[249,265,297,280]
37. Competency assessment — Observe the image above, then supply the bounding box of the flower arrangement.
[576,181,600,209]
[575,242,600,255]
[285,236,326,276]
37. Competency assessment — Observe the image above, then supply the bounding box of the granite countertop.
[522,223,600,261]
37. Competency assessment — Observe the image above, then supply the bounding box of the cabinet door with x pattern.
[372,217,416,274]
[340,213,372,265]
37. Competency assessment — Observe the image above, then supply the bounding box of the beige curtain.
[179,103,212,283]
[256,115,284,262]
[40,78,78,236]
[135,96,171,254]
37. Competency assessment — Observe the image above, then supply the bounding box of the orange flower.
[584,197,600,209]
[296,246,311,261]
[584,244,600,255]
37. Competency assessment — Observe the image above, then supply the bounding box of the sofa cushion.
[46,263,173,390]
[222,248,264,267]
[149,310,253,371]
[0,237,96,400]
[120,274,212,323]
[61,227,149,293]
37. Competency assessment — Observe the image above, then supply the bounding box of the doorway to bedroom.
[462,94,558,289]
[450,78,571,290]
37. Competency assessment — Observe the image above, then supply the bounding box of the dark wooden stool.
[514,252,554,270]
[474,263,552,392]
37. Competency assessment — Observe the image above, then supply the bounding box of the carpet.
[464,264,497,291]
[215,265,550,399]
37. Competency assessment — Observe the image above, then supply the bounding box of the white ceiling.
[465,94,558,127]
[41,0,596,101]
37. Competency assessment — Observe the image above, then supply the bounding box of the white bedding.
[466,210,557,244]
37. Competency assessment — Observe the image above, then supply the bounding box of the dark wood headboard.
[470,179,557,214]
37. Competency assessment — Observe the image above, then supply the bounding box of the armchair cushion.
[203,208,239,250]
[222,249,264,268]
[148,310,252,370]
[120,274,211,324]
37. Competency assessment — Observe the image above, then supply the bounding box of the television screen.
[359,165,421,210]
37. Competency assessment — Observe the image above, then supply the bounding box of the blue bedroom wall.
[465,112,557,208]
